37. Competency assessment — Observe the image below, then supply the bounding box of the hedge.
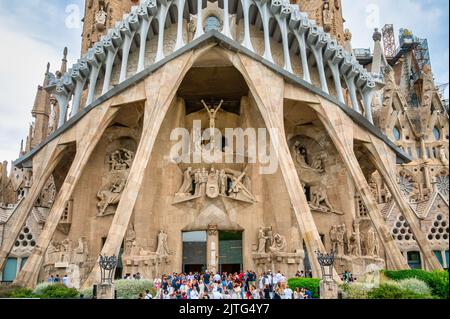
[368,283,433,299]
[383,270,448,299]
[0,285,34,298]
[36,284,80,299]
[287,278,320,298]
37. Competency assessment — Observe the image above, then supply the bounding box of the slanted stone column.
[312,98,409,270]
[82,52,194,289]
[0,142,66,273]
[364,140,443,270]
[14,105,121,289]
[233,54,338,280]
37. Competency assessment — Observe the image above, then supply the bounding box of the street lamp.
[99,254,118,285]
[315,250,335,282]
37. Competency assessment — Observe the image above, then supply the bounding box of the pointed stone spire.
[371,28,387,75]
[31,64,52,148]
[19,139,24,158]
[57,47,68,79]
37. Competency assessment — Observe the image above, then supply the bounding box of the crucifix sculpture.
[201,99,224,147]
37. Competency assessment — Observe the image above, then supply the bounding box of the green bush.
[114,279,154,299]
[38,284,79,299]
[287,278,320,298]
[33,282,53,296]
[0,285,34,298]
[383,270,448,299]
[340,283,371,299]
[368,283,433,299]
[397,278,431,296]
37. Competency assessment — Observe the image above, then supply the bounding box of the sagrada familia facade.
[0,0,448,289]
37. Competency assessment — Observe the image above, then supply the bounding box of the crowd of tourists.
[48,274,70,286]
[139,270,315,300]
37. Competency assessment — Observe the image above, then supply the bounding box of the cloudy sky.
[0,0,448,168]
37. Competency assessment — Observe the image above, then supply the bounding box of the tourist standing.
[62,274,69,287]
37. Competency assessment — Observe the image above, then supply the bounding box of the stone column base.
[320,280,338,299]
[97,284,115,299]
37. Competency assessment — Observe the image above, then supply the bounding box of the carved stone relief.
[97,148,134,216]
[174,167,255,204]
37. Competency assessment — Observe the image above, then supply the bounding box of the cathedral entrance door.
[218,231,243,274]
[182,231,207,273]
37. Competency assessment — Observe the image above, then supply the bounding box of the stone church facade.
[0,0,447,289]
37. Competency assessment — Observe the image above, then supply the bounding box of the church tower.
[81,0,139,54]
[295,0,346,44]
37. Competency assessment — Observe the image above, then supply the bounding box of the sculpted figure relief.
[97,148,134,216]
[309,187,344,215]
[97,175,126,216]
[257,227,269,253]
[330,224,347,256]
[440,147,449,166]
[156,230,170,257]
[291,141,325,175]
[256,227,287,254]
[174,167,255,203]
[269,234,287,253]
[366,227,380,257]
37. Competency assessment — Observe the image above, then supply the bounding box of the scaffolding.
[382,24,396,58]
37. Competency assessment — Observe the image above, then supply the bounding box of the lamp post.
[315,250,338,299]
[97,254,118,299]
[315,250,335,282]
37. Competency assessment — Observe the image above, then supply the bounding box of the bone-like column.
[101,35,120,95]
[82,52,194,289]
[222,0,232,39]
[291,15,311,83]
[314,100,410,271]
[54,83,70,128]
[325,43,345,104]
[136,1,157,73]
[343,64,361,113]
[119,15,138,83]
[13,106,120,289]
[308,28,329,94]
[255,2,273,63]
[364,141,443,271]
[174,0,186,50]
[155,3,171,62]
[193,0,204,40]
[69,61,90,116]
[0,143,66,274]
[361,80,376,124]
[240,0,254,52]
[85,45,105,107]
[277,2,293,73]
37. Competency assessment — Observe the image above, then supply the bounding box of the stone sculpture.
[174,167,255,203]
[97,176,126,216]
[309,187,343,215]
[156,230,170,257]
[269,233,287,253]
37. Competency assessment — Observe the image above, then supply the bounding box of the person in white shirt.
[212,287,223,299]
[145,289,153,299]
[283,287,293,299]
[62,275,69,287]
[190,289,200,299]
[214,273,221,283]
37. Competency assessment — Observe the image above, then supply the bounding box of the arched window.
[433,127,441,140]
[205,16,221,32]
[393,126,401,141]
